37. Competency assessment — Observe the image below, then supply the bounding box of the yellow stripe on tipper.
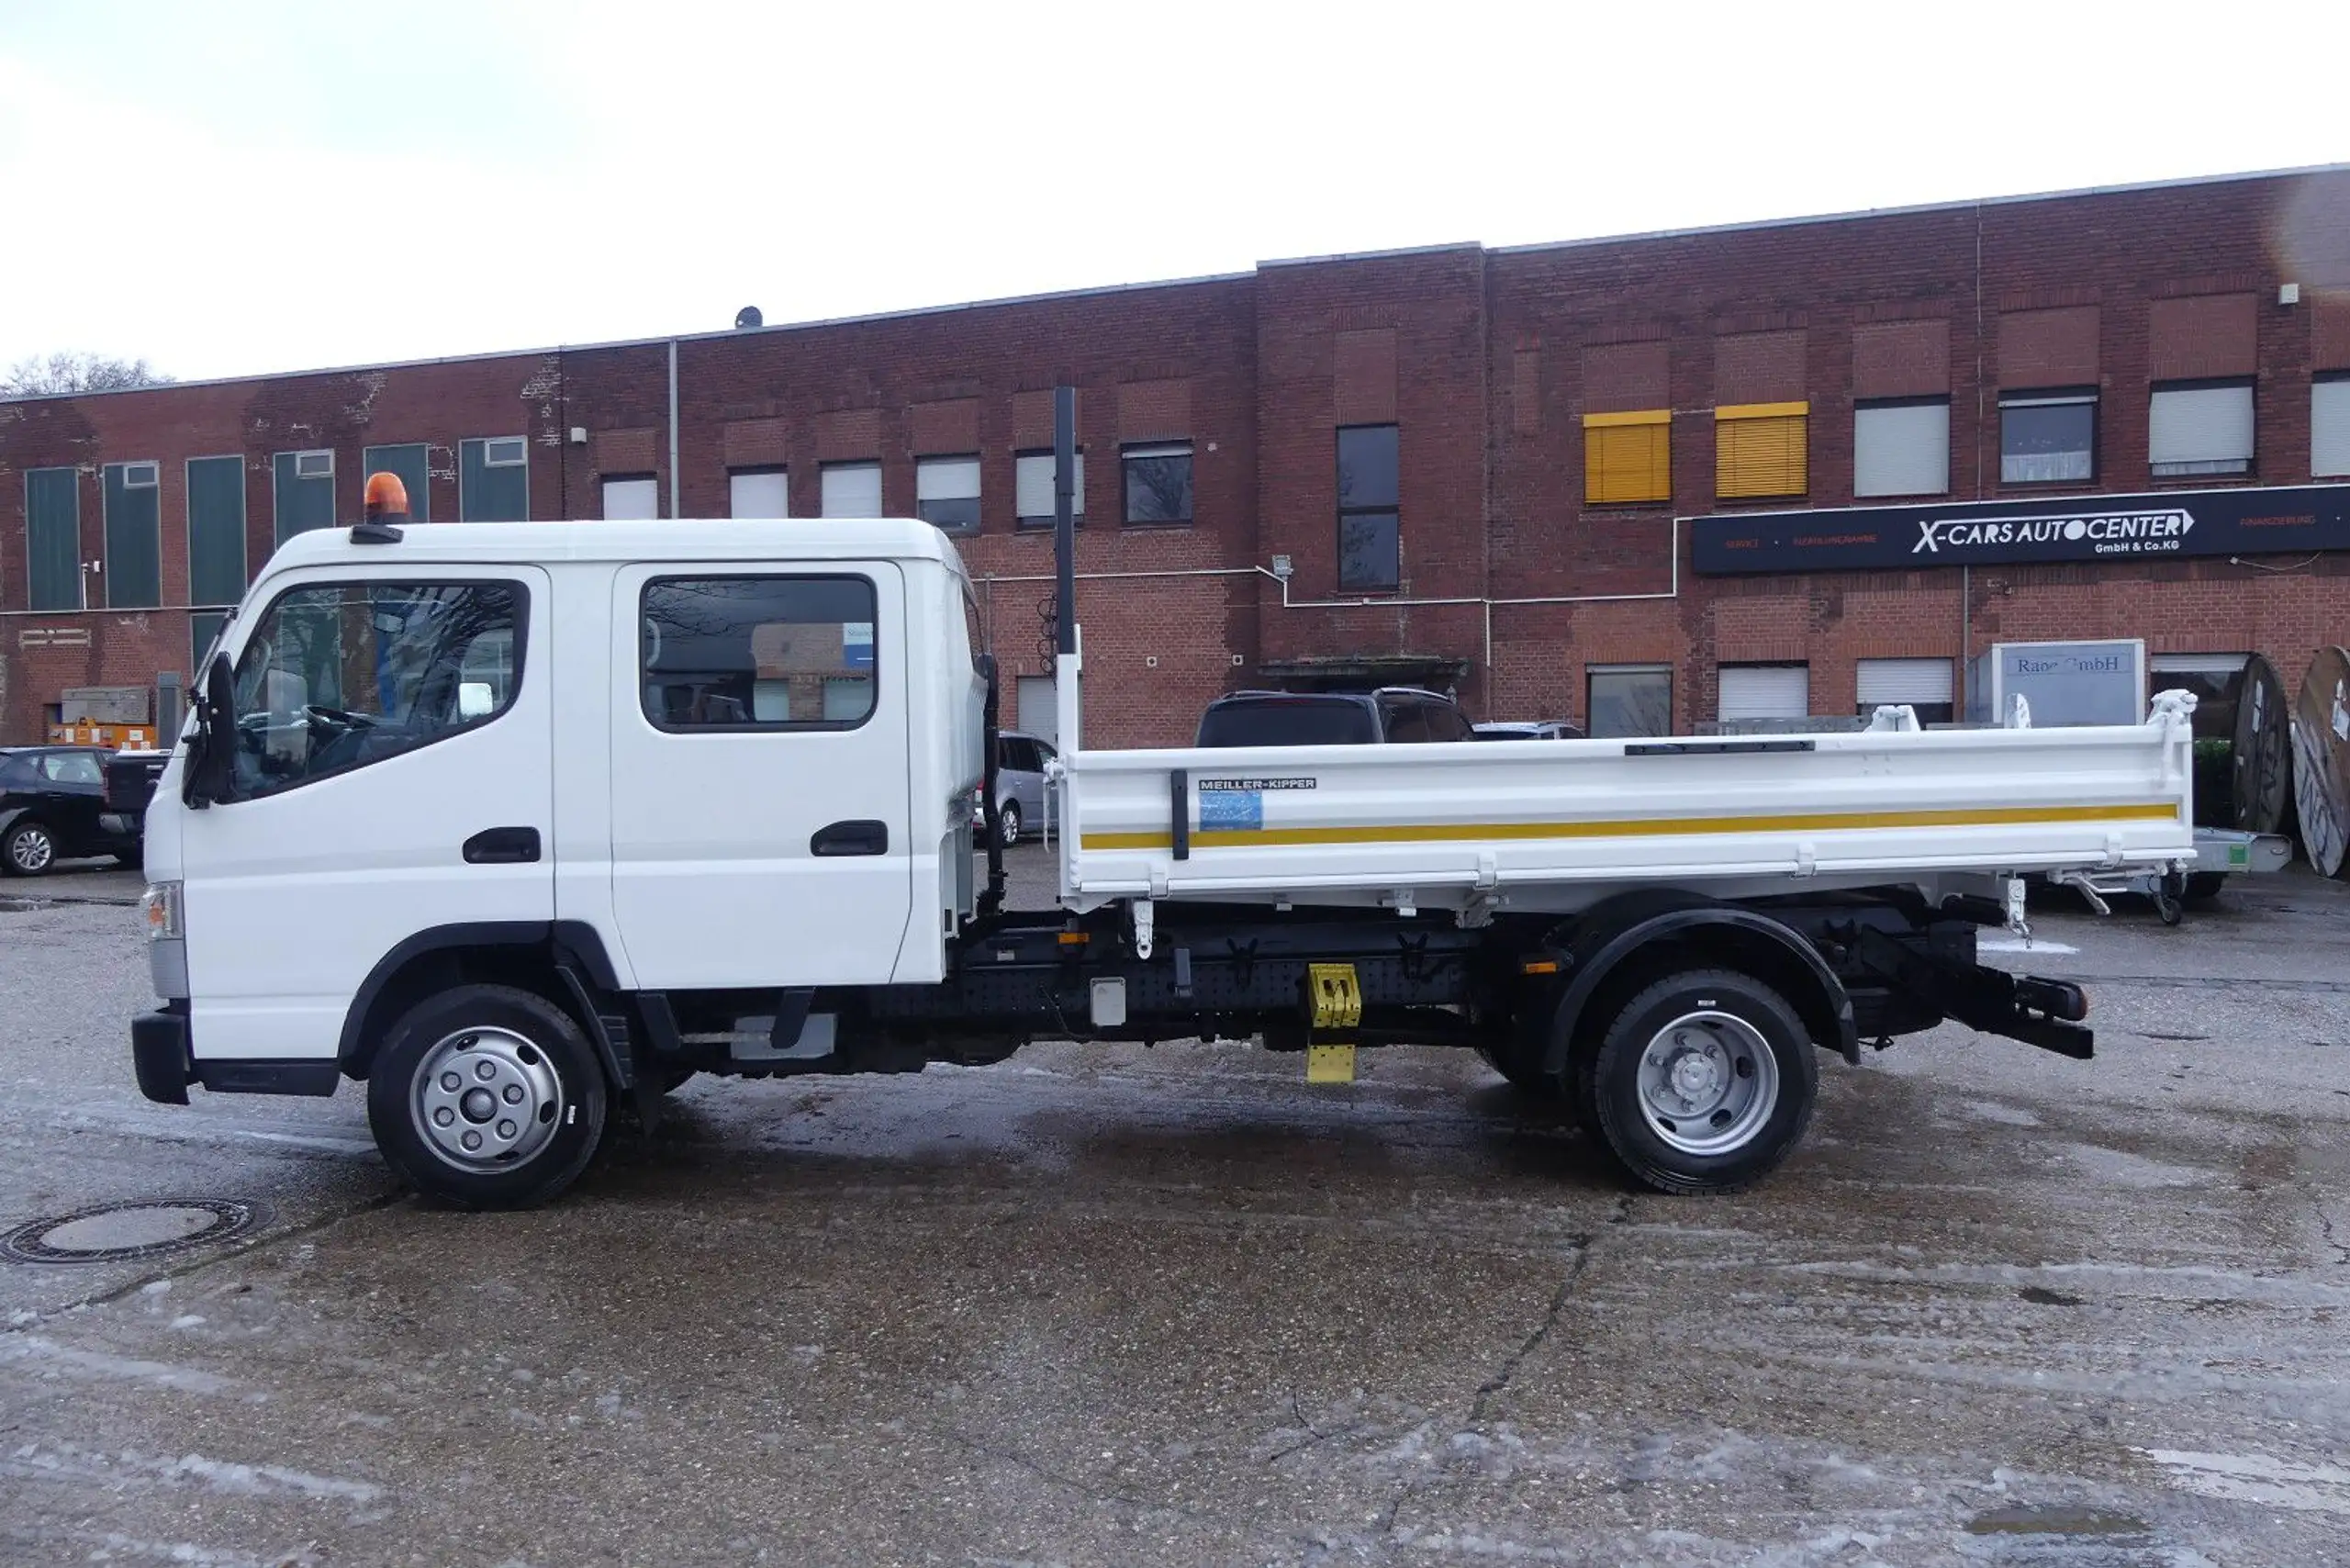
[1080,801,2179,853]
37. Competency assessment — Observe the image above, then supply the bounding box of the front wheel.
[1582,969,1818,1195]
[997,801,1023,847]
[366,983,609,1209]
[2,819,57,877]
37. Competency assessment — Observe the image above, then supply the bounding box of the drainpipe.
[666,339,681,520]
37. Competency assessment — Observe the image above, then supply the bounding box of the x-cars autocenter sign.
[1692,485,2350,574]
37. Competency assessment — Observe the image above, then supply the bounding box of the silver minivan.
[975,731,1056,846]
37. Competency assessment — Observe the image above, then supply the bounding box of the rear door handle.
[463,826,541,864]
[811,819,889,857]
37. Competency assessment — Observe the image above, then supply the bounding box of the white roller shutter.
[2314,378,2350,478]
[1718,664,1809,721]
[730,470,788,518]
[2149,384,2254,475]
[2149,653,2248,677]
[821,462,882,518]
[1855,657,1954,706]
[1853,403,1950,497]
[916,455,980,501]
[1015,453,1085,521]
[1016,675,1057,748]
[600,476,658,520]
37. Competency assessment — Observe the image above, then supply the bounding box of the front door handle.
[811,819,889,857]
[463,826,541,865]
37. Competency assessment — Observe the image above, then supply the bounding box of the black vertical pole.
[1054,385,1076,655]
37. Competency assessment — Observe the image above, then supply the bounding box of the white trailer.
[129,500,2196,1208]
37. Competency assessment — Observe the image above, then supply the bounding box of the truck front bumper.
[132,1005,193,1105]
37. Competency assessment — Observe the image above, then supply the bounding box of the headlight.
[141,881,183,941]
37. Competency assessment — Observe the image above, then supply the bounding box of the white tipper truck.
[129,458,2199,1209]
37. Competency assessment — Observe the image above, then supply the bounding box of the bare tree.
[2,351,176,398]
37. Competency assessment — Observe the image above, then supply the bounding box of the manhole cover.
[2,1199,265,1264]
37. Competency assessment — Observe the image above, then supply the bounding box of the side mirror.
[456,681,495,721]
[182,652,238,808]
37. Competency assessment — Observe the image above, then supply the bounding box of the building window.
[2149,380,2255,478]
[602,475,659,520]
[730,467,788,519]
[191,609,229,677]
[1121,442,1193,525]
[274,450,338,543]
[455,438,529,521]
[1718,663,1809,723]
[1588,664,1672,739]
[185,455,247,608]
[25,466,81,611]
[1583,409,1671,505]
[1854,657,1954,725]
[640,576,877,730]
[1853,398,1951,498]
[362,443,431,522]
[914,454,981,532]
[101,461,162,609]
[1014,450,1085,529]
[2000,390,2096,485]
[820,461,882,519]
[1715,402,1807,499]
[2317,375,2350,478]
[1336,424,1400,593]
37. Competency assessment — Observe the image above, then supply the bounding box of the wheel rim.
[1001,805,1020,845]
[8,825,54,873]
[410,1025,565,1172]
[1634,1010,1778,1156]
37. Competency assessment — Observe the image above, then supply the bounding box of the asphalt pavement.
[3,851,2347,1566]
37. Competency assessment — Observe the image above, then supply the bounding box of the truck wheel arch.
[338,921,622,1079]
[1539,897,1858,1079]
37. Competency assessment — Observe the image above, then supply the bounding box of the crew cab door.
[179,567,553,1062]
[608,563,912,988]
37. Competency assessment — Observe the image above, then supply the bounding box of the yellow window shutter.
[1583,409,1671,505]
[1716,402,1808,498]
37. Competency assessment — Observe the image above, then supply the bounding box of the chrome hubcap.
[411,1026,564,1171]
[1636,1010,1778,1156]
[8,827,52,872]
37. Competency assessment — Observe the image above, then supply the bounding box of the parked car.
[105,747,172,817]
[1195,687,1476,746]
[973,731,1056,846]
[1474,719,1585,741]
[0,745,143,875]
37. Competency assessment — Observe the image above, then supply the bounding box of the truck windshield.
[1197,698,1378,747]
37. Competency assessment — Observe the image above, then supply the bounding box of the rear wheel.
[1583,969,1817,1194]
[997,801,1023,847]
[2,819,57,877]
[366,983,608,1209]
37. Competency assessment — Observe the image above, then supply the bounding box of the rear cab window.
[641,576,878,730]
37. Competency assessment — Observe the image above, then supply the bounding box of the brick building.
[4,164,2347,748]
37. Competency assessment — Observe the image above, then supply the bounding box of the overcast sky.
[3,0,2344,384]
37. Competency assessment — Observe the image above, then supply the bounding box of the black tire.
[998,801,1023,847]
[365,983,609,1209]
[1582,969,1817,1195]
[2,819,57,877]
[2184,872,2225,902]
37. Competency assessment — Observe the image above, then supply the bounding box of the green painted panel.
[103,464,162,609]
[460,439,529,521]
[186,456,248,606]
[190,610,229,677]
[274,453,337,543]
[25,466,81,610]
[361,443,431,523]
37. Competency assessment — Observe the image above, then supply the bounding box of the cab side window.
[227,580,526,800]
[642,576,877,731]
